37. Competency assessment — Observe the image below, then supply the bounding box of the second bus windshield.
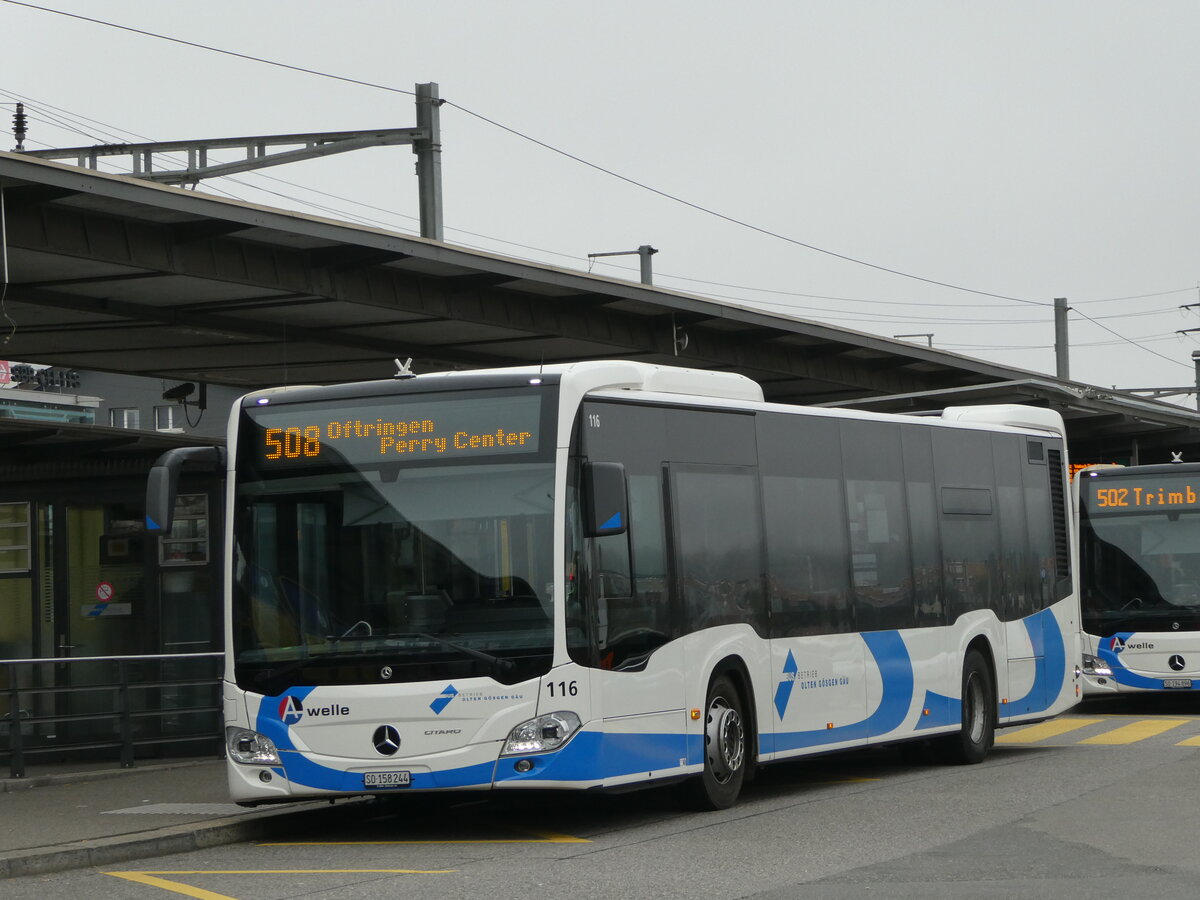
[1081,473,1200,623]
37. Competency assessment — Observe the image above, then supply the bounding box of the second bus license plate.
[1162,678,1192,689]
[364,770,411,788]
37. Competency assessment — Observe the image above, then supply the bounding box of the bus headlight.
[1082,653,1113,677]
[226,726,281,766]
[501,711,582,755]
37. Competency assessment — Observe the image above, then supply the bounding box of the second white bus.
[1078,462,1200,693]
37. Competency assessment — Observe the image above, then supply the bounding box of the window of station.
[109,407,141,429]
[154,405,184,432]
[0,501,31,573]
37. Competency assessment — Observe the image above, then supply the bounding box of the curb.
[0,800,344,879]
[1,758,222,793]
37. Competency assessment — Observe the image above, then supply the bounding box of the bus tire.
[941,648,995,765]
[687,674,747,810]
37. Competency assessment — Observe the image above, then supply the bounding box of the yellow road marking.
[1177,735,1200,746]
[520,828,591,843]
[105,872,235,900]
[996,718,1105,743]
[1079,719,1185,744]
[106,869,453,899]
[262,827,589,846]
[1083,713,1198,720]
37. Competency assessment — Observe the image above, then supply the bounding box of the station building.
[0,365,240,762]
[2,149,1200,767]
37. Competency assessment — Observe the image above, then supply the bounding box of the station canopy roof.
[2,150,1199,463]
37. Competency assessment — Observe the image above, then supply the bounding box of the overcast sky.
[4,1,1200,402]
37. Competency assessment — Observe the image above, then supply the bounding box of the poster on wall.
[80,581,132,617]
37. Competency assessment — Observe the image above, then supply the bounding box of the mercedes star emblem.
[1169,654,1186,672]
[373,725,401,756]
[380,665,393,680]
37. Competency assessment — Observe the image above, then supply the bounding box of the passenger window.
[671,465,766,635]
[902,426,942,627]
[763,472,852,636]
[757,412,853,637]
[934,428,999,622]
[843,421,915,631]
[994,433,1032,621]
[1023,444,1057,611]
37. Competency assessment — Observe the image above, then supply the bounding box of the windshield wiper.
[326,620,374,640]
[392,632,516,678]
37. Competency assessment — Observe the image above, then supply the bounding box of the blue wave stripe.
[1004,608,1066,716]
[255,688,495,792]
[772,631,913,753]
[494,731,698,785]
[914,690,959,730]
[1099,634,1200,691]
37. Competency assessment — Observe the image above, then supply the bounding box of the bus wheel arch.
[941,639,997,765]
[687,658,755,810]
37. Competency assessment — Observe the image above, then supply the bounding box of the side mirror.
[146,446,226,532]
[582,461,628,537]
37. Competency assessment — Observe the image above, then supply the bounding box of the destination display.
[1083,475,1200,514]
[242,391,544,468]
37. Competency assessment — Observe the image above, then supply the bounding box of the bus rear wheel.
[941,648,995,765]
[687,674,746,810]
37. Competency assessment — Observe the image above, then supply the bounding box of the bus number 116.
[546,680,579,697]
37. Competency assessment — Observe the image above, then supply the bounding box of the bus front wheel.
[687,674,747,810]
[941,648,995,765]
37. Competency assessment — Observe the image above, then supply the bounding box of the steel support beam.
[21,128,427,186]
[1,198,943,395]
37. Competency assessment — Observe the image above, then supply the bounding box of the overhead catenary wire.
[0,0,1049,309]
[7,98,1200,314]
[5,90,1191,334]
[1,1,1196,373]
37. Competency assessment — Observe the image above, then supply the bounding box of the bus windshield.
[231,387,557,695]
[1079,471,1200,631]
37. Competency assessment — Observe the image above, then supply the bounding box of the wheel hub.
[705,701,744,784]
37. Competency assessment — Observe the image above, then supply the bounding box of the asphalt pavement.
[0,756,342,879]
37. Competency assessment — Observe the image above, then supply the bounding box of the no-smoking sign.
[95,582,115,602]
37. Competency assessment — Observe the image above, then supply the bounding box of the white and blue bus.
[1077,462,1200,693]
[148,361,1081,809]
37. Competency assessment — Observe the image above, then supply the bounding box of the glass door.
[55,503,147,747]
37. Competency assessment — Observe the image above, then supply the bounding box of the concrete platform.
[0,758,338,878]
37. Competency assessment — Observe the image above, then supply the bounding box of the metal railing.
[1,652,224,778]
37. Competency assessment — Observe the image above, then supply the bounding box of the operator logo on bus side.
[774,650,852,718]
[1110,636,1155,653]
[429,683,528,714]
[278,695,351,725]
[430,684,459,715]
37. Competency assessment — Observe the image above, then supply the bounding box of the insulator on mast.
[13,102,28,151]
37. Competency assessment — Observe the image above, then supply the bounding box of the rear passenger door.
[758,413,868,754]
